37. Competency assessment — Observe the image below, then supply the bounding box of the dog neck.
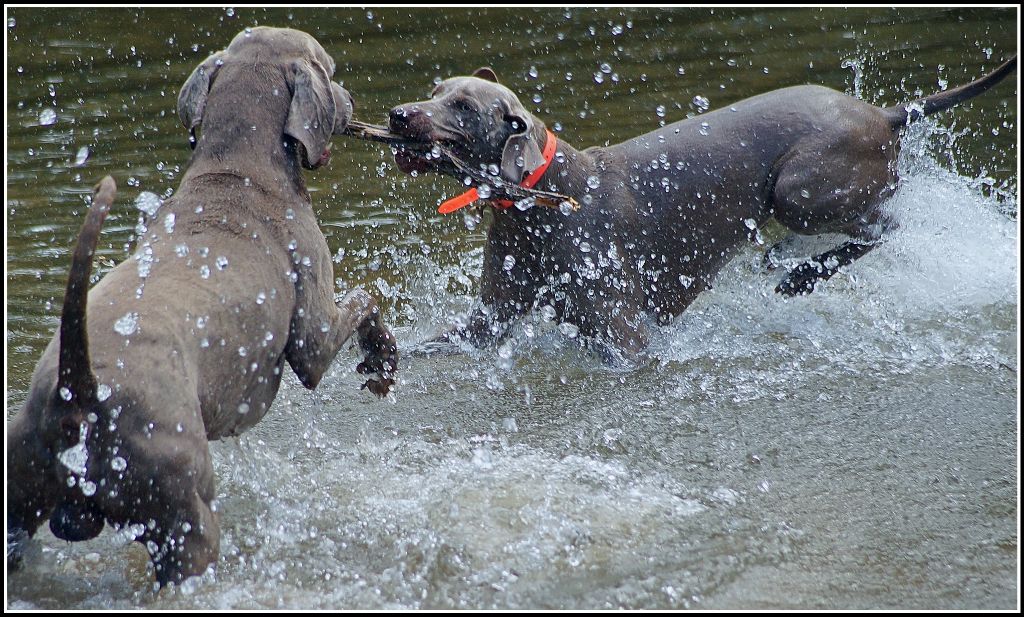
[522,122,602,203]
[439,121,601,221]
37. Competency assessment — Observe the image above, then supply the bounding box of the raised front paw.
[775,260,825,297]
[356,322,398,397]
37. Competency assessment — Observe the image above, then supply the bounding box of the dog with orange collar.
[387,60,1015,361]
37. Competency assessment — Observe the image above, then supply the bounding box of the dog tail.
[885,55,1016,127]
[56,176,115,412]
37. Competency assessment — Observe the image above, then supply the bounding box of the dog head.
[177,26,353,170]
[388,67,548,185]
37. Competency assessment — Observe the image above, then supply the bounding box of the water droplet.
[163,213,176,234]
[586,175,600,189]
[558,322,580,338]
[97,384,112,402]
[59,443,88,476]
[134,192,162,217]
[477,184,492,199]
[497,342,514,359]
[503,255,516,271]
[74,146,89,166]
[80,481,97,497]
[600,62,612,74]
[691,95,710,112]
[655,105,666,118]
[114,312,139,336]
[237,402,250,414]
[744,218,757,230]
[38,108,57,126]
[528,66,538,79]
[111,456,127,471]
[199,265,211,279]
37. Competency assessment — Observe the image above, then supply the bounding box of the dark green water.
[5,7,1018,609]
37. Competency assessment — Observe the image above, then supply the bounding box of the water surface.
[5,6,1018,610]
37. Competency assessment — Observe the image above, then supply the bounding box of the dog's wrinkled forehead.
[225,26,335,75]
[432,76,520,111]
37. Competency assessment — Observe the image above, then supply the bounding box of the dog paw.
[775,261,825,297]
[357,324,398,397]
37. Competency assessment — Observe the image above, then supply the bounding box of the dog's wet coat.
[387,59,1016,359]
[7,27,398,586]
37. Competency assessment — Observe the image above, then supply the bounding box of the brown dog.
[6,27,397,586]
[387,57,1016,361]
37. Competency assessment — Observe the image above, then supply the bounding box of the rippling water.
[5,7,1018,610]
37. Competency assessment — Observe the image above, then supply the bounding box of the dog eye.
[454,99,475,113]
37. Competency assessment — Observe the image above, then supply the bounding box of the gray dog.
[387,57,1016,360]
[7,27,398,586]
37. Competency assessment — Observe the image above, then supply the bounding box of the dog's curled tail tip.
[93,175,116,207]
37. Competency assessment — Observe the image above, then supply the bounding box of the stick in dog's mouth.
[341,120,579,211]
[342,120,431,149]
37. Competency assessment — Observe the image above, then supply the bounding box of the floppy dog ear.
[285,58,337,169]
[330,82,354,135]
[177,52,225,137]
[472,67,499,83]
[500,115,546,184]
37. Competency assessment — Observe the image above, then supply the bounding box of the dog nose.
[389,105,424,132]
[389,106,410,129]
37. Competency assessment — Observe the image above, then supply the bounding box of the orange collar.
[438,129,557,214]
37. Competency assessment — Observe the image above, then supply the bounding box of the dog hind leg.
[770,132,899,296]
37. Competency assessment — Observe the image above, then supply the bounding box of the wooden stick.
[340,120,580,211]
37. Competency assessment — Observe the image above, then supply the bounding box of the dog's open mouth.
[393,145,439,174]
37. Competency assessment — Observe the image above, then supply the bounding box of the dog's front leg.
[286,289,397,395]
[429,302,514,349]
[590,306,651,366]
